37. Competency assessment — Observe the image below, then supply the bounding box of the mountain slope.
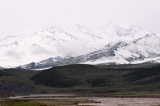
[86,34,160,65]
[19,34,160,69]
[117,34,160,62]
[0,22,151,68]
[18,41,128,69]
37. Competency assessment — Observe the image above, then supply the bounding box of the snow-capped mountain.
[18,41,128,69]
[86,34,160,64]
[118,34,160,58]
[0,22,151,68]
[18,34,160,69]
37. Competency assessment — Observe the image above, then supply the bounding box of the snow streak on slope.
[0,22,151,67]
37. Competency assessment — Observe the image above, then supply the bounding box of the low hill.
[0,69,39,97]
[31,64,160,93]
[1,64,160,96]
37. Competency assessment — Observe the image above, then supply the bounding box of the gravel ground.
[79,97,160,106]
[10,94,160,106]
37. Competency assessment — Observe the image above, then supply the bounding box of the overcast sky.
[0,0,160,37]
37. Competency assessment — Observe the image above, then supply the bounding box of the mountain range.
[0,22,159,69]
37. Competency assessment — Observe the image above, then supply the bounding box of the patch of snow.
[31,67,52,71]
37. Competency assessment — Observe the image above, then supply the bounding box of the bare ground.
[9,94,160,106]
[79,97,160,106]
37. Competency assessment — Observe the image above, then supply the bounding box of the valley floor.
[1,94,160,106]
[82,97,160,106]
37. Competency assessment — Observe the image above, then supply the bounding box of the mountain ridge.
[18,34,160,70]
[0,22,153,68]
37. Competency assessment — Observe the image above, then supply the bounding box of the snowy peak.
[144,33,157,37]
[18,32,160,69]
[0,22,156,68]
[107,22,137,35]
[37,26,77,42]
[139,33,159,40]
[117,34,160,61]
[133,34,160,45]
[97,22,151,42]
